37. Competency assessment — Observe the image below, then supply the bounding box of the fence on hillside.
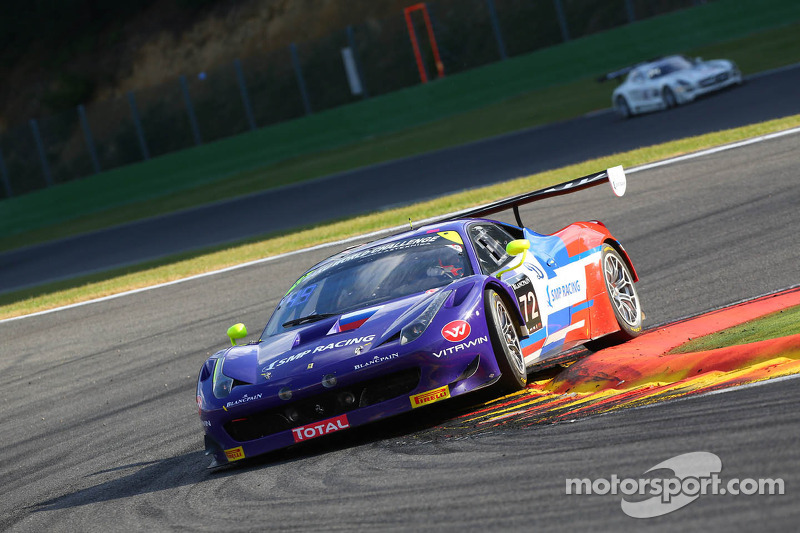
[0,0,704,200]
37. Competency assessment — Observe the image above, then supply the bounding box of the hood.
[668,62,729,84]
[220,289,447,384]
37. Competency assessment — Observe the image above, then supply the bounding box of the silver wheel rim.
[664,89,675,107]
[603,253,641,327]
[494,296,525,376]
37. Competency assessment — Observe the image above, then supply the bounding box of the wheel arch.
[615,93,633,117]
[603,238,639,282]
[661,84,678,107]
[483,278,527,335]
[556,222,638,284]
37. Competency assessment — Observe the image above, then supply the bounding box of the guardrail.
[0,0,703,199]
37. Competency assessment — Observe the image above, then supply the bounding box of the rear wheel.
[485,289,526,391]
[663,87,677,109]
[585,245,643,351]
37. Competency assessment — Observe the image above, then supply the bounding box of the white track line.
[627,126,800,174]
[698,372,800,397]
[2,125,800,324]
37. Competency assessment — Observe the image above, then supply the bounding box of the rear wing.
[442,166,627,227]
[597,66,634,83]
[597,57,663,82]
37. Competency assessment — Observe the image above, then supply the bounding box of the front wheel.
[485,289,527,391]
[616,96,631,119]
[585,245,643,351]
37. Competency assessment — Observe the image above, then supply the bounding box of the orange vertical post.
[404,5,428,83]
[403,3,445,84]
[419,5,444,79]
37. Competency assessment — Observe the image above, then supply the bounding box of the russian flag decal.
[328,306,381,334]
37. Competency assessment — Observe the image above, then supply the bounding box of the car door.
[624,70,649,109]
[522,226,594,353]
[468,223,551,363]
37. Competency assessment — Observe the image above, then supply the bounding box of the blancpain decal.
[225,392,262,409]
[354,353,400,370]
[313,334,376,354]
[511,278,530,291]
[433,336,489,358]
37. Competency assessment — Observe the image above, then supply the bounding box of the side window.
[469,224,515,275]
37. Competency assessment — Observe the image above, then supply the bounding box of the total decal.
[292,414,350,442]
[410,385,450,408]
[354,352,400,370]
[433,335,489,358]
[224,392,262,410]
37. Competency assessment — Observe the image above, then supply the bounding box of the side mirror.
[496,240,530,279]
[506,239,530,256]
[227,323,248,346]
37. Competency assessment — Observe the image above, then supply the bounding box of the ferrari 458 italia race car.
[601,55,742,118]
[197,166,643,466]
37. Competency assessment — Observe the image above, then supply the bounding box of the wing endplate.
[442,166,626,223]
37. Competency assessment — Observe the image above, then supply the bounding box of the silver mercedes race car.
[601,55,742,118]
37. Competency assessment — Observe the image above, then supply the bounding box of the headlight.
[675,79,692,92]
[400,290,451,345]
[212,357,234,398]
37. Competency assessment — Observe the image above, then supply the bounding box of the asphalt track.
[2,64,800,293]
[1,127,799,531]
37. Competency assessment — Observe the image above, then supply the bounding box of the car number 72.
[510,275,542,333]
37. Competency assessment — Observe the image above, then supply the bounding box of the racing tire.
[485,289,527,391]
[663,87,677,109]
[585,244,643,351]
[616,96,631,119]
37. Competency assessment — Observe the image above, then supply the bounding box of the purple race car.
[197,167,642,466]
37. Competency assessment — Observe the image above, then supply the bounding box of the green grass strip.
[670,304,800,354]
[1,0,800,251]
[2,113,799,320]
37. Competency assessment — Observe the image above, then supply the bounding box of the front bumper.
[200,348,500,467]
[675,70,742,103]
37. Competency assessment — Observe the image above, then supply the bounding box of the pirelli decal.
[224,446,245,462]
[410,385,450,409]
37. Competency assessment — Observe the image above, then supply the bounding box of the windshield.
[647,56,693,79]
[263,234,472,336]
